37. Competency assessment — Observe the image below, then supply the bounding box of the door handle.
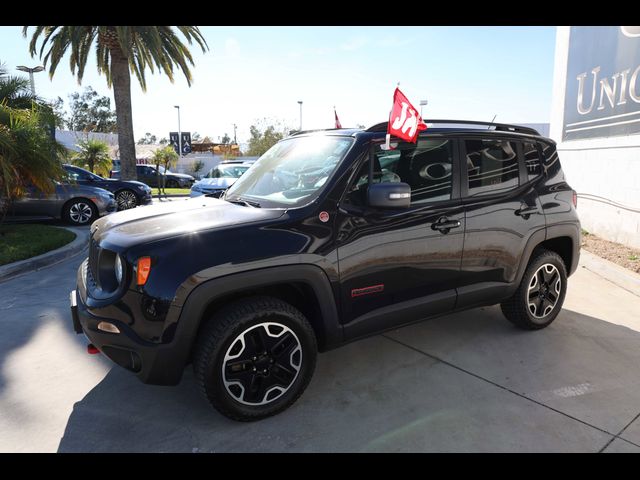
[515,205,539,218]
[431,217,461,234]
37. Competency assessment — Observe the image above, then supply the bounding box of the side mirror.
[368,182,411,209]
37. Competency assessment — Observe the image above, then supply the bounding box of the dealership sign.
[169,132,192,154]
[563,26,640,141]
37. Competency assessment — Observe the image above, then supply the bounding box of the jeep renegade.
[70,120,580,421]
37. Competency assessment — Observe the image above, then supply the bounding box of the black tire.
[62,198,98,226]
[193,296,317,421]
[500,248,568,330]
[166,179,179,188]
[115,189,139,210]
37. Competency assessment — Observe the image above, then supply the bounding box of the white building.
[550,26,640,249]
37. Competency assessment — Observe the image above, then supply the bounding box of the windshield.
[225,136,353,207]
[206,165,249,179]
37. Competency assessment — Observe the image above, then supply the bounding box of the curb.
[579,249,640,298]
[0,226,89,284]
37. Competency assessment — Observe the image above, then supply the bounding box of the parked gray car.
[8,182,117,225]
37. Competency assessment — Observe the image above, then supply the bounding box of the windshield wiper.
[226,197,261,208]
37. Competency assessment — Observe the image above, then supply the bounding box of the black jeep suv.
[70,120,580,421]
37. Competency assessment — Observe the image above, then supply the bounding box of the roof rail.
[365,120,540,136]
[290,127,343,136]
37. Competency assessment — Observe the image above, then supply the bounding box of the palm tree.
[0,104,66,223]
[23,26,208,181]
[151,145,178,197]
[72,138,112,177]
[0,62,37,109]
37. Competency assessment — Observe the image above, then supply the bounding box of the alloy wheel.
[222,322,302,406]
[527,263,562,319]
[116,190,138,210]
[69,202,93,224]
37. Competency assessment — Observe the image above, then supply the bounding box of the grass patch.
[0,224,76,266]
[629,254,639,261]
[581,228,590,236]
[154,188,191,195]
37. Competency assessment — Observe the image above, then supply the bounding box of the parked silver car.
[190,161,254,197]
[8,182,117,225]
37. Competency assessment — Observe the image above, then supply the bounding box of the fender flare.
[514,223,581,287]
[164,264,343,379]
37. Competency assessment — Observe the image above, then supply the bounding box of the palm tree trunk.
[110,49,137,181]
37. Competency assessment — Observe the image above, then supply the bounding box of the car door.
[10,183,60,217]
[456,136,546,308]
[138,166,156,187]
[336,136,465,340]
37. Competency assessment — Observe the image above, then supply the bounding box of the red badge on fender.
[319,211,330,223]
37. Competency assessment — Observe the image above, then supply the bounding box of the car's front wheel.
[501,249,568,330]
[63,199,97,225]
[193,296,317,421]
[115,189,138,210]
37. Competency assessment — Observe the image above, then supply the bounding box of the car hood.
[103,178,149,188]
[195,177,239,189]
[57,183,114,196]
[167,172,193,179]
[91,196,285,249]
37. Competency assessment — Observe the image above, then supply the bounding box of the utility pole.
[233,123,237,144]
[419,99,429,118]
[297,100,303,131]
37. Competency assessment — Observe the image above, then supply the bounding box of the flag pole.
[385,82,400,150]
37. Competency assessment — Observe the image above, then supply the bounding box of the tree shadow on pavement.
[57,306,640,452]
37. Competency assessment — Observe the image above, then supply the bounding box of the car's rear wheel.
[115,189,138,210]
[63,199,97,225]
[193,296,317,421]
[500,249,568,330]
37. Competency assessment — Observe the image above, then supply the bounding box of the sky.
[1,26,556,148]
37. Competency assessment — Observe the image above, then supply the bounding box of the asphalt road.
[1,244,640,452]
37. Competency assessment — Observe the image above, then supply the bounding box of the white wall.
[55,130,119,152]
[550,26,640,248]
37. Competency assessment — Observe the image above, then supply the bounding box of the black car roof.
[288,120,553,143]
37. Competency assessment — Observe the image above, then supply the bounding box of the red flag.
[334,107,342,129]
[387,87,427,143]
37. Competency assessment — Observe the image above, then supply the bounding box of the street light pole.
[174,105,182,158]
[297,100,303,131]
[419,99,429,118]
[16,65,44,95]
[233,123,237,144]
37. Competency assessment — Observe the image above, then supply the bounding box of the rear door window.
[464,139,520,196]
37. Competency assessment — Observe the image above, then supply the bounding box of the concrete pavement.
[1,251,640,452]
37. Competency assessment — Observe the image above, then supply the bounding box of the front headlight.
[115,255,123,284]
[192,183,203,192]
[136,184,146,191]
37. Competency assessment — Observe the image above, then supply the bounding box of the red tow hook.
[87,344,100,355]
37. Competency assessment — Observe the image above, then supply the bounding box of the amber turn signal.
[136,256,152,285]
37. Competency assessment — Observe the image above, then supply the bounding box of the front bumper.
[70,265,187,385]
[139,192,153,205]
[96,197,117,215]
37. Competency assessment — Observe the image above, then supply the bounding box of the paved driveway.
[1,249,640,452]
